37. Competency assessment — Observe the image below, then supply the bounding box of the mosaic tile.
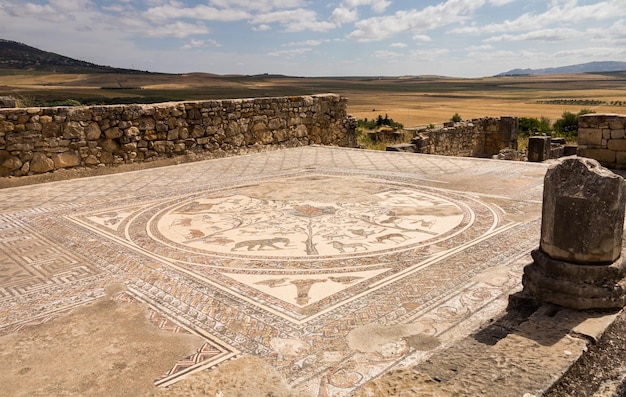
[0,147,547,395]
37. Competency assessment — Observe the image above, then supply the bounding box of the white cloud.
[267,47,313,57]
[343,0,391,13]
[120,19,210,38]
[285,40,325,47]
[373,50,403,58]
[181,38,221,50]
[412,34,432,42]
[486,28,581,42]
[3,0,94,22]
[251,9,336,32]
[330,7,358,24]
[252,24,272,31]
[466,44,494,51]
[488,0,515,5]
[452,0,623,35]
[390,42,408,48]
[348,0,487,42]
[143,4,250,22]
[208,0,306,13]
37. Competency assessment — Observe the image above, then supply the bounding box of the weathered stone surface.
[540,157,625,263]
[0,150,22,176]
[63,121,84,139]
[524,249,626,309]
[410,117,518,157]
[30,152,55,173]
[52,151,81,168]
[523,156,626,310]
[386,143,416,153]
[527,136,551,162]
[0,96,16,108]
[85,122,102,140]
[577,114,626,168]
[0,95,354,176]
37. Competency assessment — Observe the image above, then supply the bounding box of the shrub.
[519,116,551,137]
[450,113,462,122]
[553,109,596,139]
[357,114,403,130]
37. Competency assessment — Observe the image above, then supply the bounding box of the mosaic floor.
[0,146,549,396]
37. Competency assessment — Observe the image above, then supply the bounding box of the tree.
[553,109,595,138]
[450,113,462,122]
[519,116,551,136]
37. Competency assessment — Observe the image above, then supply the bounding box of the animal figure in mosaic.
[375,233,408,243]
[331,241,367,253]
[185,229,205,240]
[415,219,436,229]
[170,217,192,228]
[231,237,291,251]
[173,201,215,214]
[348,229,378,238]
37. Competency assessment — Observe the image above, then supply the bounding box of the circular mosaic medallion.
[144,176,475,261]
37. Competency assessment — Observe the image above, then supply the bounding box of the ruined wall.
[0,94,356,177]
[577,114,626,169]
[411,116,518,157]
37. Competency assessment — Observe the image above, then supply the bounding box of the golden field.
[1,70,625,128]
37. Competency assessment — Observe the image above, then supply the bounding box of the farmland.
[1,70,626,128]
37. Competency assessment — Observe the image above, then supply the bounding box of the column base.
[522,249,626,310]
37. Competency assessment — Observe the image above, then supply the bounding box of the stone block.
[611,129,626,139]
[563,145,577,156]
[63,121,85,140]
[85,122,101,140]
[583,149,616,165]
[52,151,81,168]
[386,144,416,153]
[617,151,626,167]
[540,157,625,264]
[608,117,626,130]
[0,96,16,108]
[608,139,626,151]
[527,136,551,162]
[0,150,22,176]
[29,152,54,173]
[578,128,602,145]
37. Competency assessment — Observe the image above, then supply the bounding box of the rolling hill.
[0,39,155,74]
[498,61,626,76]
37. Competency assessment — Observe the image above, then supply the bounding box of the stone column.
[522,156,626,309]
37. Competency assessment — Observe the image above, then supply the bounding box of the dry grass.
[1,71,625,127]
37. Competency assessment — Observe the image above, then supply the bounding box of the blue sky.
[1,0,625,77]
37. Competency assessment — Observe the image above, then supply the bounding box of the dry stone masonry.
[0,94,356,177]
[523,156,626,309]
[578,113,626,169]
[410,116,518,157]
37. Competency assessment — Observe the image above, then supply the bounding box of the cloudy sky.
[1,0,625,77]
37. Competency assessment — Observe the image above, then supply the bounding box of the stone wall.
[577,114,626,169]
[411,116,518,157]
[0,94,356,177]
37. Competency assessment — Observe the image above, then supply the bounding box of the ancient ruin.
[523,156,626,309]
[3,100,626,395]
[389,116,518,157]
[0,94,356,177]
[578,113,626,169]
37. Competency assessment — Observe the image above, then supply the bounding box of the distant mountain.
[0,39,154,74]
[497,61,626,76]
